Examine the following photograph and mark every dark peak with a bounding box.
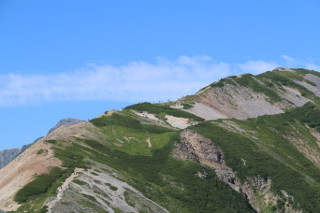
[0,144,32,168]
[47,118,84,135]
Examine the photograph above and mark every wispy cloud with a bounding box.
[0,56,318,107]
[281,55,296,63]
[280,55,320,71]
[238,60,279,74]
[0,56,232,106]
[305,63,320,71]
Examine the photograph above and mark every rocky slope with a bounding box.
[176,68,320,120]
[1,68,320,213]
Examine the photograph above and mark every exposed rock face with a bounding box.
[47,162,169,213]
[180,70,320,121]
[185,81,303,121]
[295,74,320,97]
[172,129,274,212]
[173,129,233,182]
[184,84,288,120]
[0,144,32,168]
[47,118,84,135]
[164,115,191,129]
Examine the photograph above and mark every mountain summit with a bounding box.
[1,68,320,213]
[47,119,84,135]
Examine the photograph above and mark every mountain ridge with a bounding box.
[1,68,320,212]
[0,144,33,169]
[174,67,320,120]
[0,119,84,169]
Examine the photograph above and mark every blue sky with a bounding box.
[0,0,319,149]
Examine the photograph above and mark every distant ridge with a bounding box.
[47,118,84,135]
[0,118,83,169]
[0,144,32,168]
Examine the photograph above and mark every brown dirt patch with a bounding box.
[0,139,61,211]
[145,138,152,148]
[0,121,101,211]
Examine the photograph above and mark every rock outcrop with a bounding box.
[47,118,84,134]
[179,69,320,121]
[47,162,169,213]
[173,129,276,212]
[186,84,286,120]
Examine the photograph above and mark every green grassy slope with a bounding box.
[192,103,320,212]
[12,111,253,213]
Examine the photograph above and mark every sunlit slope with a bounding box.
[2,68,320,213]
[177,68,320,120]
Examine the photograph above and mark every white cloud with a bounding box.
[0,56,234,106]
[280,55,320,71]
[281,55,296,62]
[237,60,279,74]
[1,55,317,107]
[305,63,320,71]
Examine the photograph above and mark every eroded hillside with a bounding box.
[176,68,320,120]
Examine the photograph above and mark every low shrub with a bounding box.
[90,113,172,134]
[14,167,65,203]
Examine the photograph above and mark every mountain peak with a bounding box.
[47,118,84,135]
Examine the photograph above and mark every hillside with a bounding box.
[176,68,320,120]
[1,68,320,213]
[0,119,84,169]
